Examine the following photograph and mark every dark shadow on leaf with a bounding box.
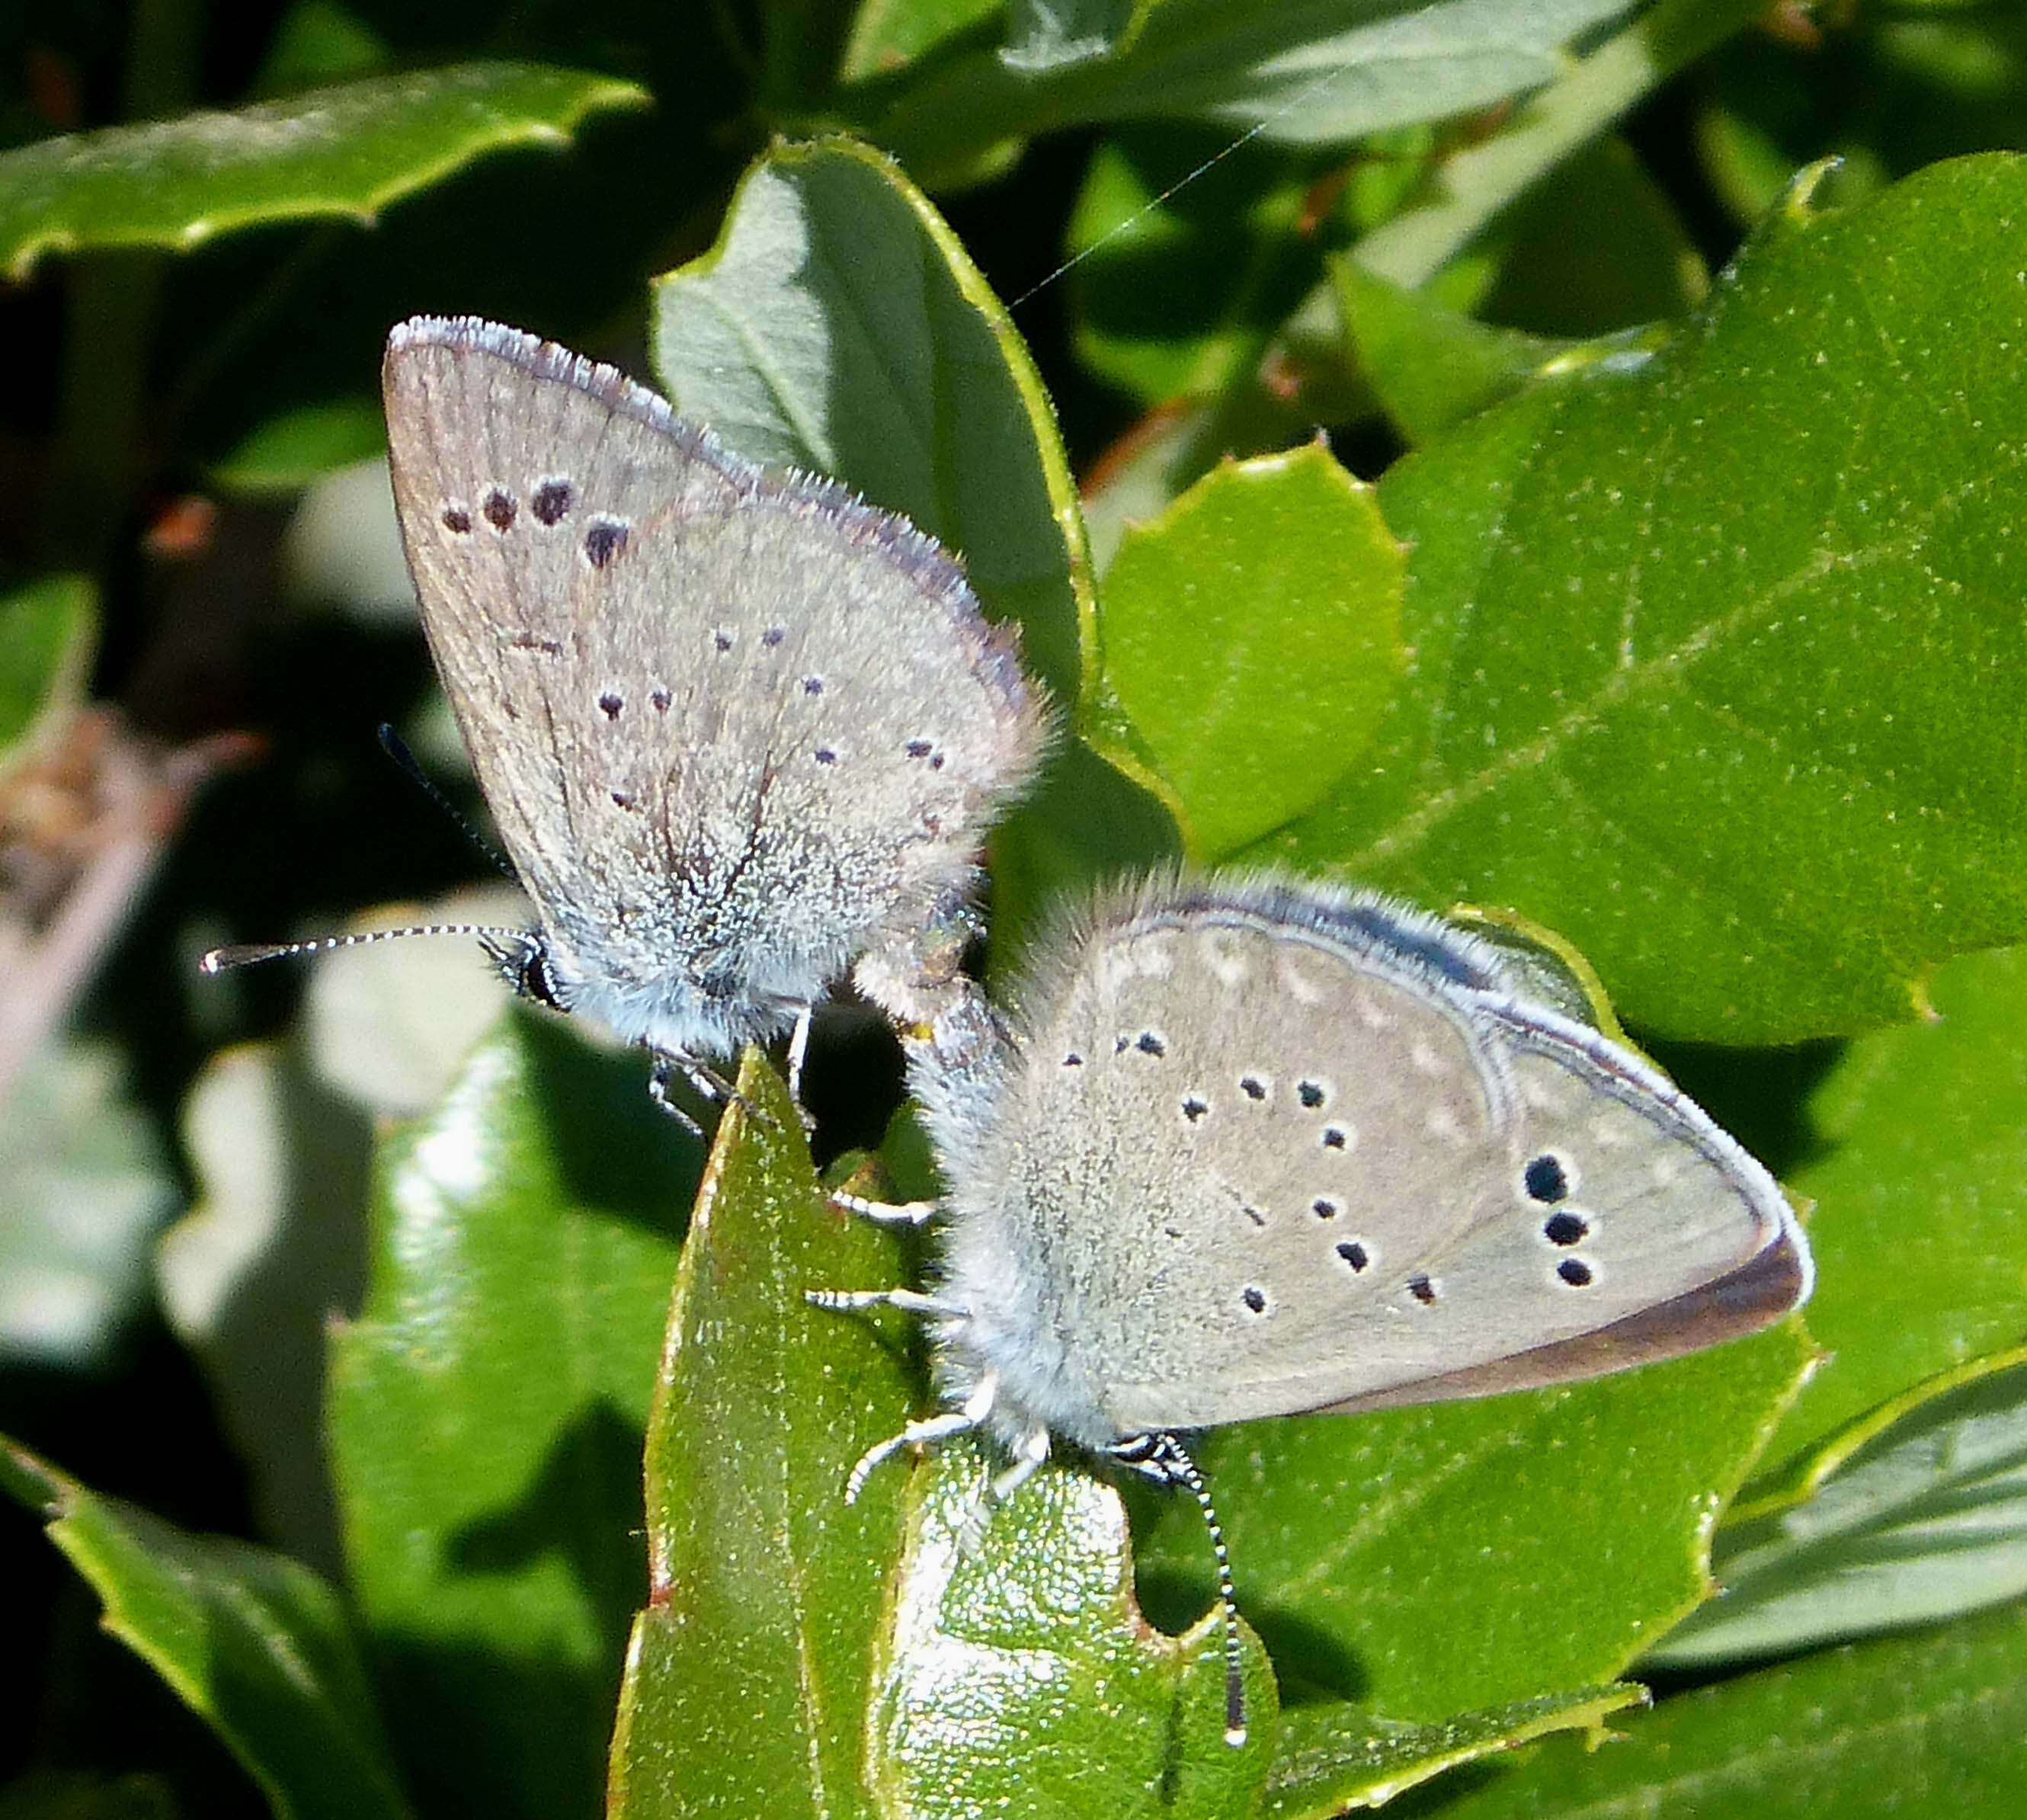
[370,1624,622,1820]
[515,1010,703,1231]
[445,1396,648,1604]
[1383,1755,1513,1815]
[1132,1553,1373,1706]
[372,1398,652,1820]
[1635,1034,1843,1180]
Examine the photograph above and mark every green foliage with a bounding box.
[1417,1601,2027,1820]
[8,4,2027,1818]
[1651,1346,2027,1671]
[610,1056,910,1820]
[325,1017,699,1820]
[0,575,94,769]
[1099,444,1405,860]
[0,64,648,280]
[1274,158,2027,1044]
[0,1439,408,1820]
[1753,944,2027,1482]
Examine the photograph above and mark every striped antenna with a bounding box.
[200,924,530,974]
[375,723,518,883]
[1151,1434,1249,1749]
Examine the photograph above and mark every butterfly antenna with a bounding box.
[376,723,518,883]
[1157,1434,1248,1748]
[200,923,533,975]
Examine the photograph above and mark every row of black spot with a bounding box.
[441,479,630,569]
[580,669,942,774]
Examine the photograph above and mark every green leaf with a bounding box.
[0,575,94,773]
[870,1440,1276,1815]
[1252,155,2027,1043]
[1650,1346,2027,1671]
[1420,1598,2027,1820]
[840,0,1003,83]
[985,735,1183,971]
[650,136,1090,710]
[1336,257,1683,448]
[1461,136,1708,335]
[209,398,385,495]
[1098,444,1406,860]
[1132,1322,1812,1720]
[1353,0,1767,290]
[251,0,392,96]
[1066,127,1359,408]
[1336,258,1584,444]
[1751,944,2027,1486]
[607,1054,911,1820]
[0,1437,411,1820]
[0,62,649,280]
[1263,1684,1642,1820]
[326,1014,699,1820]
[853,1,1640,182]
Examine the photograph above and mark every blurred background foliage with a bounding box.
[4,2,2027,1816]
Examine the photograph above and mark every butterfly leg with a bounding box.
[958,1424,1049,1555]
[837,1371,998,1503]
[831,1190,943,1226]
[649,1050,777,1133]
[645,1057,706,1137]
[784,1002,815,1104]
[805,1286,966,1319]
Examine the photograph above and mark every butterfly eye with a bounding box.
[517,946,564,1010]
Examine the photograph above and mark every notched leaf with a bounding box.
[0,62,648,279]
[1264,153,2027,1043]
[1651,1344,2027,1670]
[872,1440,1275,1818]
[1263,1681,1644,1819]
[1098,442,1407,863]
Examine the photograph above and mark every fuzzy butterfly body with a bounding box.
[381,316,1049,1068]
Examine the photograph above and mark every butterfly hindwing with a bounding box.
[936,878,1804,1439]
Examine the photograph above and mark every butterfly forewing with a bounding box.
[383,317,1047,1037]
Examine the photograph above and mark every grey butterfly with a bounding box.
[205,316,1049,1104]
[814,870,1812,1743]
